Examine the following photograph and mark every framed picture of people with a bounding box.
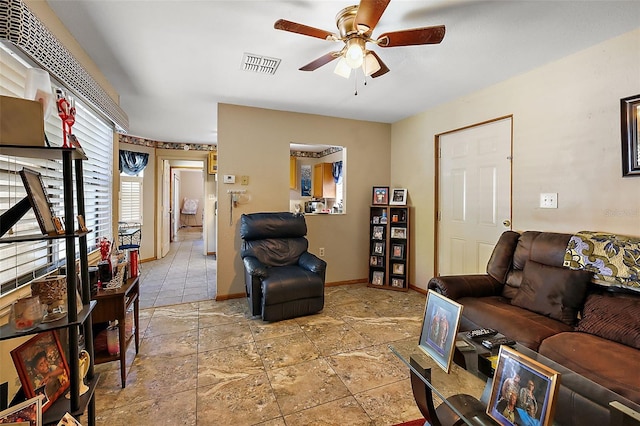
[487,345,560,426]
[418,290,463,373]
[10,331,70,412]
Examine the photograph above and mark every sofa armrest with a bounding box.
[243,256,269,279]
[299,252,327,278]
[428,274,503,300]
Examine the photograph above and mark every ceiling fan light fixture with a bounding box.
[344,40,365,68]
[334,57,351,78]
[362,52,381,76]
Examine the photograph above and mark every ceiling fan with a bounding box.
[274,0,445,79]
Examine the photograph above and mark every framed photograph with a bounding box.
[372,226,384,240]
[11,331,70,412]
[390,227,407,239]
[418,290,464,373]
[208,150,217,175]
[19,168,57,236]
[390,188,408,205]
[391,243,404,259]
[391,278,404,288]
[0,395,42,426]
[371,271,384,285]
[300,164,311,197]
[76,215,88,232]
[370,255,378,266]
[392,263,405,275]
[487,345,560,426]
[621,94,640,177]
[372,186,389,205]
[52,217,64,235]
[372,241,385,255]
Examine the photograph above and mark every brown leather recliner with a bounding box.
[240,212,326,322]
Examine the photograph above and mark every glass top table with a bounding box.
[390,334,640,426]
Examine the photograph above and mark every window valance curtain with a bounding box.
[332,161,343,184]
[119,150,149,176]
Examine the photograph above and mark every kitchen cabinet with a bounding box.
[290,156,297,189]
[312,162,335,198]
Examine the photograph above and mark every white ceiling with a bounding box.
[45,0,640,145]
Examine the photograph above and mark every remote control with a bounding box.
[466,328,498,339]
[482,336,516,349]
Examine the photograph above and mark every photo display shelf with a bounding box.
[0,146,98,426]
[368,206,409,291]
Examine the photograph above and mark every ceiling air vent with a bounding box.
[241,53,281,75]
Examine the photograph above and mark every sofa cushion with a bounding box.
[511,260,590,325]
[576,292,640,349]
[539,332,640,405]
[458,296,572,350]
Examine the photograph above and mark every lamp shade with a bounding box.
[25,68,54,120]
[362,52,381,76]
[344,43,364,69]
[334,57,351,79]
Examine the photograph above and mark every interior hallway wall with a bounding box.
[178,169,204,226]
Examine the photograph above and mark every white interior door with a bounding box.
[437,117,512,275]
[161,159,171,257]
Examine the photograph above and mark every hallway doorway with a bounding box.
[138,226,217,309]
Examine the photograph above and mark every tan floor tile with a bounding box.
[255,332,321,370]
[267,358,350,415]
[112,354,198,407]
[301,321,370,356]
[138,329,198,358]
[97,388,197,426]
[354,379,423,426]
[283,396,374,426]
[196,372,281,425]
[250,317,303,341]
[197,321,254,352]
[197,342,263,388]
[327,344,408,394]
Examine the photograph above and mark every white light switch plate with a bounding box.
[540,193,558,209]
[223,175,235,184]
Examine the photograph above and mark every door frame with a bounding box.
[434,115,513,277]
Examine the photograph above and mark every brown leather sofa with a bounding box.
[428,231,640,413]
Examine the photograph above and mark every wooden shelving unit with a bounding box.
[368,205,409,291]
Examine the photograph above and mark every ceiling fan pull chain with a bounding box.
[354,72,358,96]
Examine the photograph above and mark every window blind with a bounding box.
[0,46,113,295]
[119,177,143,224]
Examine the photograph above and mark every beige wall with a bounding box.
[392,28,640,291]
[217,104,390,298]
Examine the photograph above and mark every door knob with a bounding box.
[503,220,511,227]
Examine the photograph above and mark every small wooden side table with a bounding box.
[92,276,140,388]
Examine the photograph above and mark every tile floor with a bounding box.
[137,226,217,309]
[91,229,485,425]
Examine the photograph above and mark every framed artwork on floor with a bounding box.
[487,345,560,426]
[418,290,463,373]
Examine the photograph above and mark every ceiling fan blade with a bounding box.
[354,0,391,33]
[368,51,390,78]
[377,25,446,47]
[299,51,340,71]
[274,19,336,41]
